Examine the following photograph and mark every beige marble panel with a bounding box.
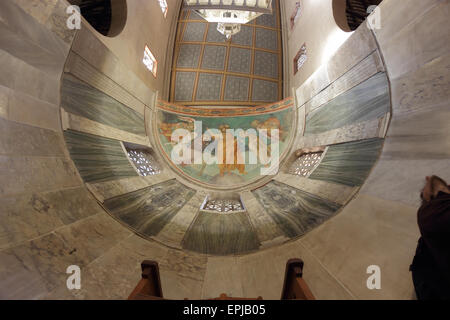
[306,51,385,114]
[54,213,132,264]
[47,231,191,298]
[360,32,450,207]
[382,106,450,160]
[40,186,104,225]
[0,20,64,77]
[295,26,378,109]
[0,155,82,197]
[0,0,70,59]
[86,176,152,203]
[62,111,151,146]
[44,0,78,45]
[275,173,358,206]
[0,241,52,299]
[237,240,354,300]
[145,106,155,145]
[0,186,102,250]
[64,52,147,115]
[12,0,76,45]
[86,172,174,203]
[44,283,77,300]
[326,25,378,84]
[360,158,450,208]
[86,171,176,203]
[0,232,93,299]
[374,0,441,46]
[62,234,176,300]
[117,234,170,261]
[202,257,244,299]
[390,53,450,117]
[158,248,207,282]
[296,64,330,108]
[300,194,419,299]
[156,191,207,248]
[291,104,306,150]
[55,234,167,300]
[66,242,140,299]
[71,26,155,108]
[296,116,389,149]
[143,171,178,186]
[0,49,60,104]
[159,270,204,300]
[374,0,450,80]
[0,85,60,131]
[1,231,166,300]
[240,191,287,244]
[0,193,63,251]
[12,0,59,26]
[0,117,65,157]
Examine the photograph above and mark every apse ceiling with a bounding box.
[170,0,282,107]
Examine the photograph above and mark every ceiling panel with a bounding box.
[170,0,283,107]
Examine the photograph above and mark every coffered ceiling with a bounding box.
[170,0,283,107]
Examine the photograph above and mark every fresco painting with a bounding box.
[156,101,295,187]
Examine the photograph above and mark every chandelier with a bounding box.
[184,0,273,39]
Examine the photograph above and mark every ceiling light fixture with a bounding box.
[184,0,273,39]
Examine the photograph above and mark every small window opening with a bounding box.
[289,151,323,177]
[293,43,307,75]
[123,142,161,177]
[158,0,168,18]
[201,195,245,214]
[143,45,158,77]
[290,2,301,30]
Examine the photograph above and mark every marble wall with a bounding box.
[182,210,261,255]
[304,72,389,135]
[252,181,342,238]
[104,179,196,238]
[61,74,146,136]
[309,138,384,187]
[64,130,138,183]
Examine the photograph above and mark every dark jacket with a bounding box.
[410,191,450,299]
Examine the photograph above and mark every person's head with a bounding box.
[421,175,450,202]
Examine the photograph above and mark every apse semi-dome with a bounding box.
[155,99,295,189]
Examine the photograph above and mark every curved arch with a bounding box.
[333,0,383,31]
[108,0,128,37]
[68,0,127,37]
[332,0,352,32]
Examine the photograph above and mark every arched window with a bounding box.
[290,1,301,30]
[293,43,307,75]
[68,0,127,37]
[333,0,382,32]
[158,0,168,18]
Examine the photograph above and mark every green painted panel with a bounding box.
[305,72,390,135]
[182,210,260,255]
[64,130,138,183]
[252,180,341,238]
[309,138,384,187]
[61,73,146,136]
[104,179,196,237]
